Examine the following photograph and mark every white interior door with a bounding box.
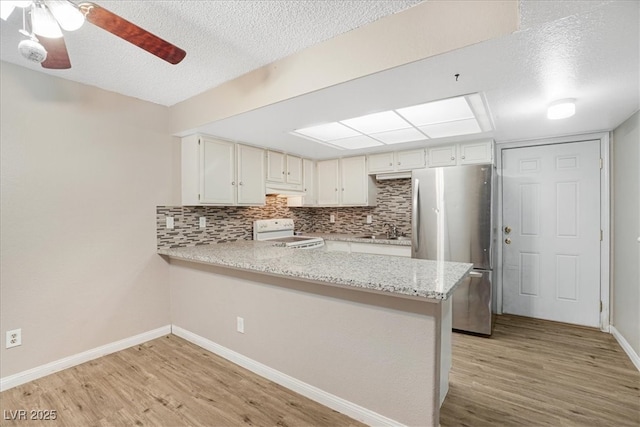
[502,140,601,327]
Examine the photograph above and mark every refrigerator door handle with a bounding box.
[412,178,420,253]
[468,271,483,278]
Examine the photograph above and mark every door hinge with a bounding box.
[600,229,603,241]
[198,138,201,146]
[198,193,201,201]
[599,158,603,169]
[600,301,603,312]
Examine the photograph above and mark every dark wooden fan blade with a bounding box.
[39,36,71,69]
[78,2,186,65]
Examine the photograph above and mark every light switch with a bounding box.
[166,216,174,229]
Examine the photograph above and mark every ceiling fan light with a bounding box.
[1,3,16,20]
[18,38,47,63]
[46,0,84,31]
[32,4,63,38]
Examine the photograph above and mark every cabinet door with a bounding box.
[396,149,426,170]
[340,156,368,205]
[302,158,316,206]
[201,138,235,204]
[316,159,339,205]
[286,155,303,185]
[367,152,395,173]
[428,145,457,167]
[237,145,265,205]
[266,151,285,182]
[460,141,493,164]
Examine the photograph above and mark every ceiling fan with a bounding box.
[1,0,186,69]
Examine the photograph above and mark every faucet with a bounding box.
[383,222,398,239]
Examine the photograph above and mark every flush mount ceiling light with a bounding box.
[291,93,492,150]
[547,99,576,120]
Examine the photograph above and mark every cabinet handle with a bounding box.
[342,188,345,191]
[239,182,243,186]
[389,162,393,166]
[232,181,236,185]
[451,157,455,161]
[462,155,466,160]
[397,162,401,165]
[287,172,290,175]
[335,188,338,191]
[282,171,285,174]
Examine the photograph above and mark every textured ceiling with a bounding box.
[1,0,638,159]
[0,0,422,106]
[198,0,640,158]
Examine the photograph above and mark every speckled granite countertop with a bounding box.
[158,241,472,301]
[304,233,412,246]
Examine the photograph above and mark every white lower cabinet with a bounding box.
[182,135,265,206]
[324,240,411,257]
[317,156,376,206]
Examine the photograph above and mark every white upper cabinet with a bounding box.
[266,151,303,190]
[317,156,376,206]
[459,140,493,164]
[368,149,426,173]
[286,155,303,185]
[181,135,265,206]
[266,151,285,182]
[396,149,427,170]
[428,145,457,167]
[341,156,368,205]
[236,144,266,205]
[316,159,340,205]
[367,152,395,173]
[302,158,316,206]
[428,140,493,167]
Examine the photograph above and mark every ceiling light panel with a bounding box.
[294,122,360,142]
[340,111,411,134]
[397,96,474,127]
[371,127,427,144]
[419,118,481,138]
[328,135,382,149]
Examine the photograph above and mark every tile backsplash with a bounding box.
[157,179,411,249]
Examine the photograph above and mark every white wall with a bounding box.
[0,61,179,377]
[612,111,640,357]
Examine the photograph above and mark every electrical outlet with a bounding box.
[330,214,335,223]
[199,217,206,228]
[6,329,21,349]
[166,216,175,229]
[236,317,245,334]
[366,215,373,224]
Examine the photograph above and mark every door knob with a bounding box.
[505,238,511,244]
[504,226,512,234]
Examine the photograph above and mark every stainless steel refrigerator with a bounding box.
[412,164,493,335]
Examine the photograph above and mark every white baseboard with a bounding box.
[0,325,171,392]
[610,326,640,372]
[171,325,404,427]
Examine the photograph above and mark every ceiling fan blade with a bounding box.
[78,2,186,65]
[39,36,71,69]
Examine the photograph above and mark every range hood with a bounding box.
[265,186,307,197]
[375,171,412,181]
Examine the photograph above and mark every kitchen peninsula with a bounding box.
[160,241,472,426]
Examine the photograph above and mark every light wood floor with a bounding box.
[1,316,638,426]
[441,314,640,426]
[0,335,364,427]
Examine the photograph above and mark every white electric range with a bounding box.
[253,219,324,249]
